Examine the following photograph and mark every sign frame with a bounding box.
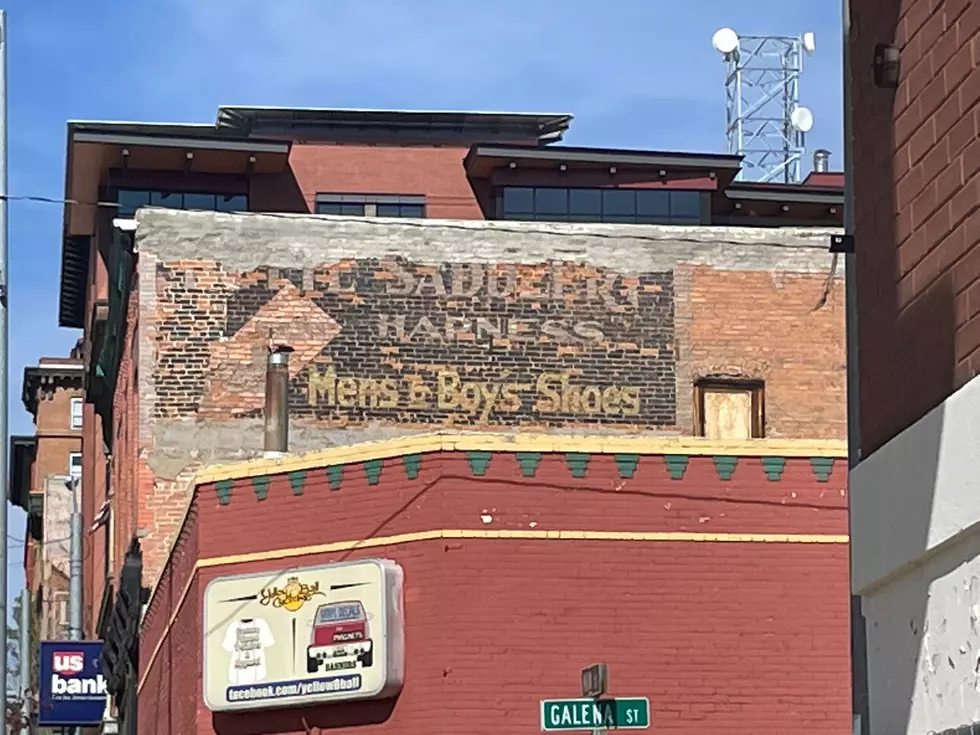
[539,696,651,732]
[201,557,404,713]
[36,640,108,727]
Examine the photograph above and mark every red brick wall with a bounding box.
[251,144,483,218]
[853,0,980,454]
[139,451,850,735]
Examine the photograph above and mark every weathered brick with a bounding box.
[114,211,844,588]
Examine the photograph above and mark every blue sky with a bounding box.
[3,0,843,620]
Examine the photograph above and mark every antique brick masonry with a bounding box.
[138,437,851,735]
[126,210,844,585]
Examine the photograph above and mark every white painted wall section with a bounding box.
[851,373,980,594]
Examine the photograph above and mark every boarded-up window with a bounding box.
[694,380,765,439]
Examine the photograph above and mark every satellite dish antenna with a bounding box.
[790,105,814,132]
[802,32,816,54]
[712,27,739,55]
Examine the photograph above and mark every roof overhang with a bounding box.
[59,122,291,328]
[22,361,84,416]
[464,144,744,186]
[8,435,36,512]
[725,183,844,206]
[216,105,573,145]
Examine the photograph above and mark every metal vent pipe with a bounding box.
[263,345,294,457]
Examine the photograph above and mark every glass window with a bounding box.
[376,203,426,218]
[534,188,569,219]
[117,189,247,216]
[183,192,218,211]
[569,189,602,222]
[502,187,535,216]
[68,452,82,483]
[602,189,636,222]
[70,398,83,430]
[117,189,150,218]
[150,191,183,208]
[670,191,702,220]
[636,190,670,221]
[496,186,706,225]
[217,194,248,212]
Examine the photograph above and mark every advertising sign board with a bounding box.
[37,640,108,727]
[202,558,404,712]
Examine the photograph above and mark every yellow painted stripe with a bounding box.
[195,430,847,483]
[136,525,847,694]
[197,527,849,568]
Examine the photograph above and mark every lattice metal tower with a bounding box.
[713,29,816,183]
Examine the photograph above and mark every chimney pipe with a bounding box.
[264,345,294,458]
[813,148,831,173]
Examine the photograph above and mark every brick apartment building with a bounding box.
[847,0,980,733]
[53,106,849,732]
[8,351,84,650]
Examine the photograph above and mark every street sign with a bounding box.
[540,697,650,731]
[581,663,608,698]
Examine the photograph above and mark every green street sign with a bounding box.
[540,697,650,731]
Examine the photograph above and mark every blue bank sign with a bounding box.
[37,640,108,727]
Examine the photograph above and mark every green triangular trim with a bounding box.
[515,452,542,477]
[663,455,689,480]
[402,454,422,480]
[466,451,492,476]
[760,457,786,481]
[564,452,590,478]
[288,469,307,495]
[713,456,738,481]
[363,459,383,485]
[215,479,233,506]
[326,465,343,490]
[251,475,270,501]
[614,453,640,478]
[810,457,835,482]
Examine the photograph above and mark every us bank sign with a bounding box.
[202,558,405,712]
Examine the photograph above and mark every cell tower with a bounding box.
[712,28,817,183]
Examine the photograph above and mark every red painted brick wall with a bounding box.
[139,452,850,734]
[853,0,980,454]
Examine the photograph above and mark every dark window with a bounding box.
[183,192,218,211]
[568,189,601,221]
[116,190,150,218]
[601,190,636,222]
[115,189,247,217]
[496,186,706,225]
[501,187,535,218]
[315,194,426,218]
[217,194,248,212]
[315,201,366,216]
[376,203,426,218]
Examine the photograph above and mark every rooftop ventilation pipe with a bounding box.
[263,344,294,458]
[813,149,831,173]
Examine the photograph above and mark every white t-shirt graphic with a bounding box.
[223,618,275,685]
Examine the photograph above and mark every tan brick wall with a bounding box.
[677,265,845,440]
